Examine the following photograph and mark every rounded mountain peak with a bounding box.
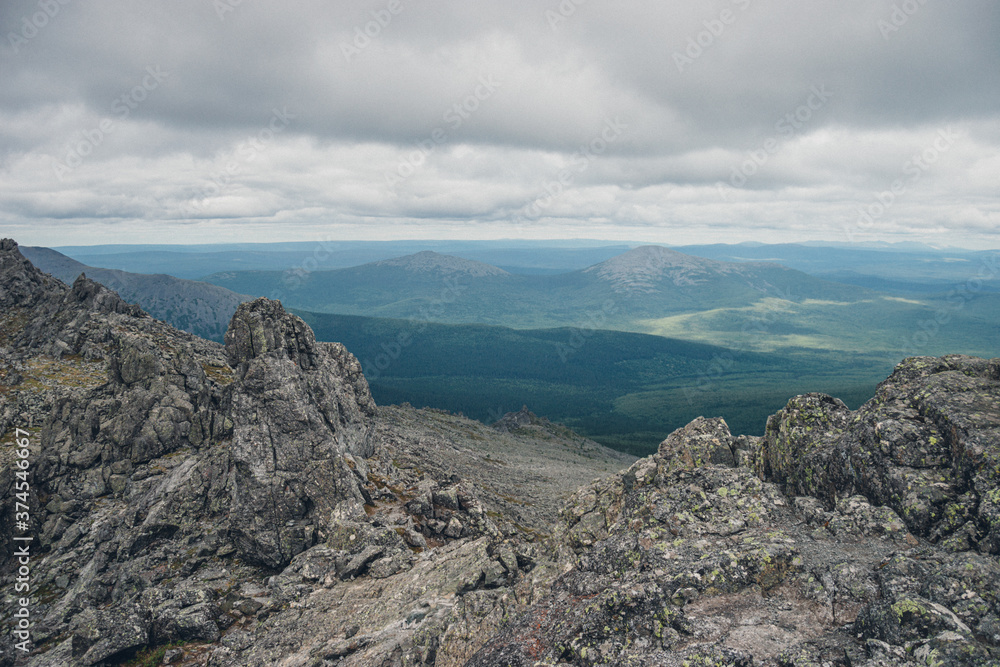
[374,251,509,277]
[584,245,725,291]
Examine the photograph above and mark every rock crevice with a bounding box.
[1,238,998,666]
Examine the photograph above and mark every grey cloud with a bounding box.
[0,0,997,247]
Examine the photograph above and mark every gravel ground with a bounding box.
[374,404,636,537]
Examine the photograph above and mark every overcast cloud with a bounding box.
[1,0,998,247]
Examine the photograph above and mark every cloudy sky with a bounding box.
[2,0,998,248]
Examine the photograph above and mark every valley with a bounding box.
[2,237,998,666]
[296,310,889,455]
[44,240,999,455]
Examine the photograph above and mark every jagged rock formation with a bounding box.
[755,363,1000,558]
[0,239,627,666]
[223,297,378,569]
[1,237,998,666]
[19,245,252,342]
[491,405,551,433]
[471,399,1000,665]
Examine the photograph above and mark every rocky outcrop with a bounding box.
[471,359,1000,665]
[21,244,252,342]
[1,238,998,666]
[0,238,62,311]
[224,298,377,569]
[759,356,1000,555]
[1,238,145,360]
[0,239,625,666]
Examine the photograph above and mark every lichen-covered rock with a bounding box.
[2,239,999,666]
[754,392,851,498]
[759,356,1000,556]
[657,415,737,469]
[474,418,904,665]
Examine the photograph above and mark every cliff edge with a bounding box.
[0,238,998,666]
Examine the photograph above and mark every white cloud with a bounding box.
[1,0,998,248]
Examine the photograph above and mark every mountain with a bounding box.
[2,237,999,665]
[372,250,510,277]
[54,241,632,278]
[20,245,252,341]
[584,245,742,291]
[203,245,874,328]
[581,245,868,302]
[675,242,1000,294]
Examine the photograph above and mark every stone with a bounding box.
[3,239,1000,666]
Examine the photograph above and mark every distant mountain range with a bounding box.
[13,241,998,451]
[21,243,1000,360]
[53,240,633,279]
[20,246,250,341]
[54,240,1000,295]
[202,245,874,329]
[674,243,1000,293]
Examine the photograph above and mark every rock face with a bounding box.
[224,298,377,569]
[1,237,999,666]
[470,361,1000,666]
[760,357,1000,555]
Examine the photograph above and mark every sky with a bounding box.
[1,0,998,248]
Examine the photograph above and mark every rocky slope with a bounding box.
[1,237,998,666]
[19,246,251,342]
[471,372,1000,665]
[0,238,628,666]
